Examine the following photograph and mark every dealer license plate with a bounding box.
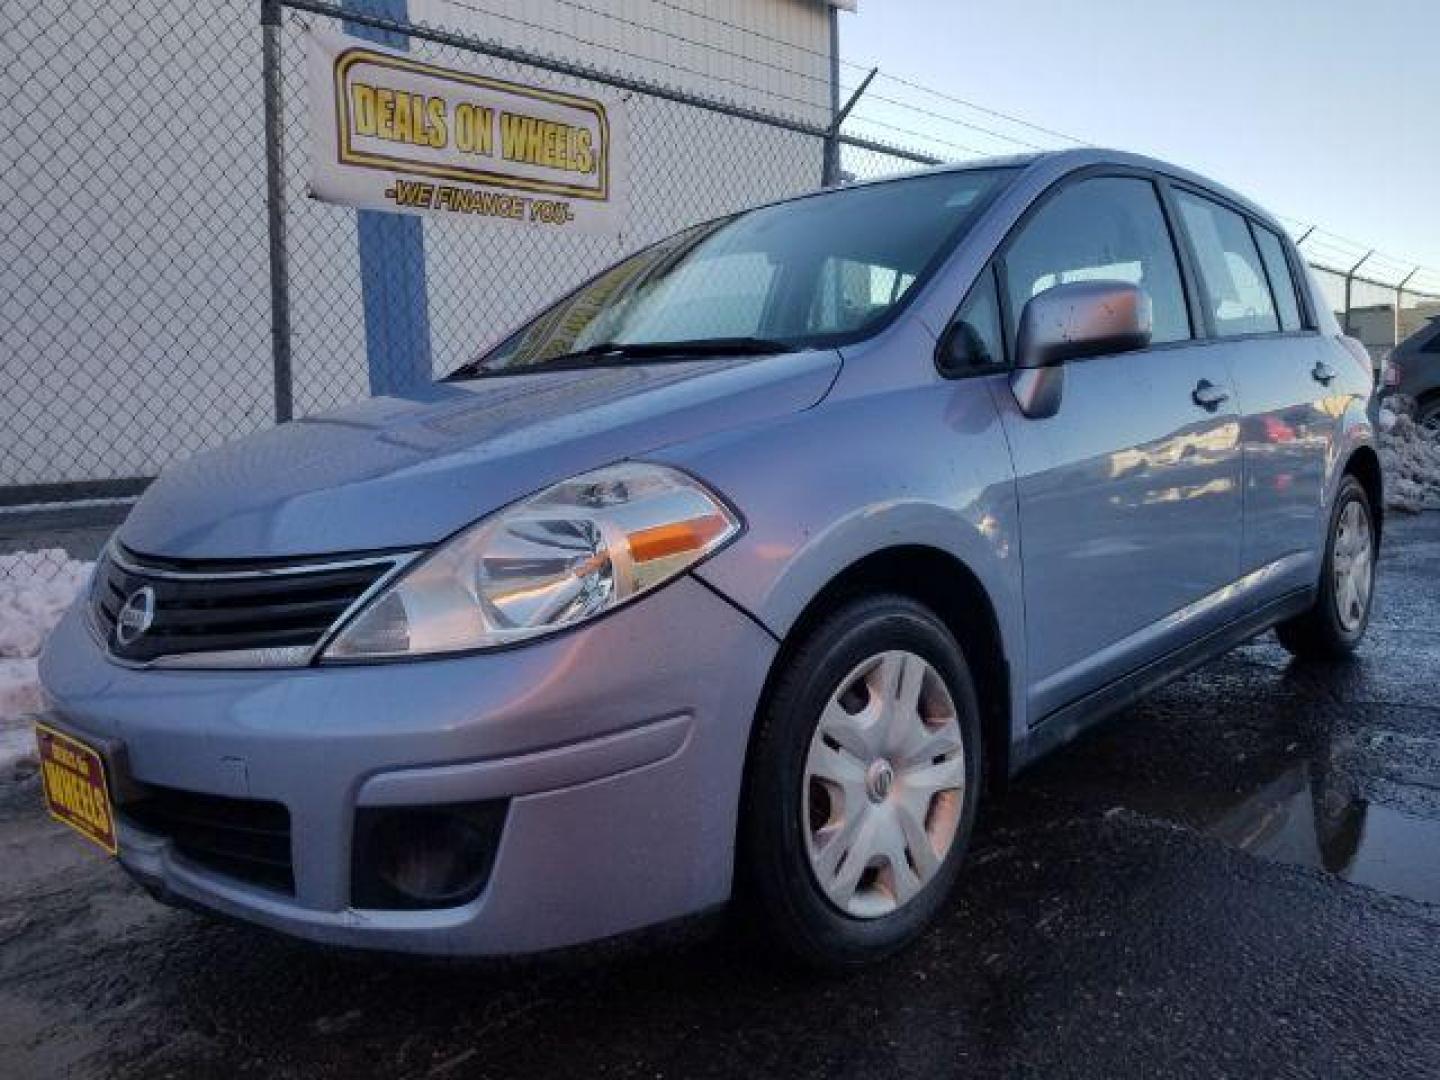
[36,722,118,855]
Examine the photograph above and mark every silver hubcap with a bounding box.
[1333,499,1374,633]
[802,650,965,919]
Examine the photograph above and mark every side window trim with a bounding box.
[992,261,1015,368]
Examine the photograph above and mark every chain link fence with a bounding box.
[273,1,841,419]
[4,0,1434,585]
[2,0,840,514]
[4,1,275,501]
[1301,259,1440,373]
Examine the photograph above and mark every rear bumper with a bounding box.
[38,575,777,956]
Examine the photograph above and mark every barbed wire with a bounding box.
[848,89,1052,153]
[867,70,1092,148]
[844,112,991,159]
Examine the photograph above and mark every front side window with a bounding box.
[1001,176,1192,346]
[1175,191,1280,337]
[459,169,1016,376]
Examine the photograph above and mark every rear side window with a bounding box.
[1175,191,1280,336]
[1002,176,1191,345]
[1252,226,1303,332]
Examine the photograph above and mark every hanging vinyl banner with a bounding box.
[307,29,629,235]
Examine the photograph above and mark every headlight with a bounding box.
[321,463,739,661]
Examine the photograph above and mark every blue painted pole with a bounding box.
[342,0,432,395]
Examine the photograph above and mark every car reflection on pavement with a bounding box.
[1208,734,1440,904]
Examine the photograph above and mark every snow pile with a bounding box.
[1,550,92,775]
[1379,412,1440,514]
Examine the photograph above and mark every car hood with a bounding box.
[121,351,840,559]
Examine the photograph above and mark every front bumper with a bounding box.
[38,575,776,956]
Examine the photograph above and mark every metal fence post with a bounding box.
[823,68,877,187]
[261,0,294,423]
[822,4,840,186]
[1342,249,1374,338]
[1396,267,1420,345]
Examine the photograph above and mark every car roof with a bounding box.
[845,148,1289,235]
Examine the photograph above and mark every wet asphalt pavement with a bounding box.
[3,513,1440,1079]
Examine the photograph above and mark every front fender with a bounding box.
[655,377,1025,730]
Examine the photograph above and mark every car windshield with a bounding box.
[453,168,1016,377]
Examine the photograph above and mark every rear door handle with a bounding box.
[1312,361,1337,385]
[1192,379,1229,412]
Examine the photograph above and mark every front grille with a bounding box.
[92,546,402,665]
[121,785,294,895]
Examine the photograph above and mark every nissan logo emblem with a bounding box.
[114,586,156,646]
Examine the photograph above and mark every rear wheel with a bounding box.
[740,595,982,971]
[1276,475,1376,659]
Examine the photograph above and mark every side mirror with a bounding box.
[1010,281,1153,420]
[1016,280,1153,370]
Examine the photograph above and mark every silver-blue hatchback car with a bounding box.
[39,150,1380,969]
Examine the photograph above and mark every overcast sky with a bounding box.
[840,0,1438,280]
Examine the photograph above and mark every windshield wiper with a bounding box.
[448,337,793,380]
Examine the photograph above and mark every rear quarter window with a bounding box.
[1252,226,1304,332]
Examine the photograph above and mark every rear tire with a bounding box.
[739,595,982,972]
[1276,474,1376,659]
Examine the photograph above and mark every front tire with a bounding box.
[1276,474,1377,659]
[740,595,982,971]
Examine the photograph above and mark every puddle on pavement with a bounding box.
[1208,760,1440,905]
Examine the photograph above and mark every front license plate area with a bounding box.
[36,722,118,855]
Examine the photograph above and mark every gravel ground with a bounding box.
[1,513,1438,1079]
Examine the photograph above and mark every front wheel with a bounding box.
[1276,474,1377,659]
[739,595,982,971]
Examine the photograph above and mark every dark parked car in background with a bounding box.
[1383,316,1440,431]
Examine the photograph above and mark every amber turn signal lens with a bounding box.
[627,513,733,564]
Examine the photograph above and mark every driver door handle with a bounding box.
[1312,361,1337,385]
[1192,379,1229,412]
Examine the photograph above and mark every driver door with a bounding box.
[990,173,1244,722]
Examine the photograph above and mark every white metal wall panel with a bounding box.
[415,0,831,124]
